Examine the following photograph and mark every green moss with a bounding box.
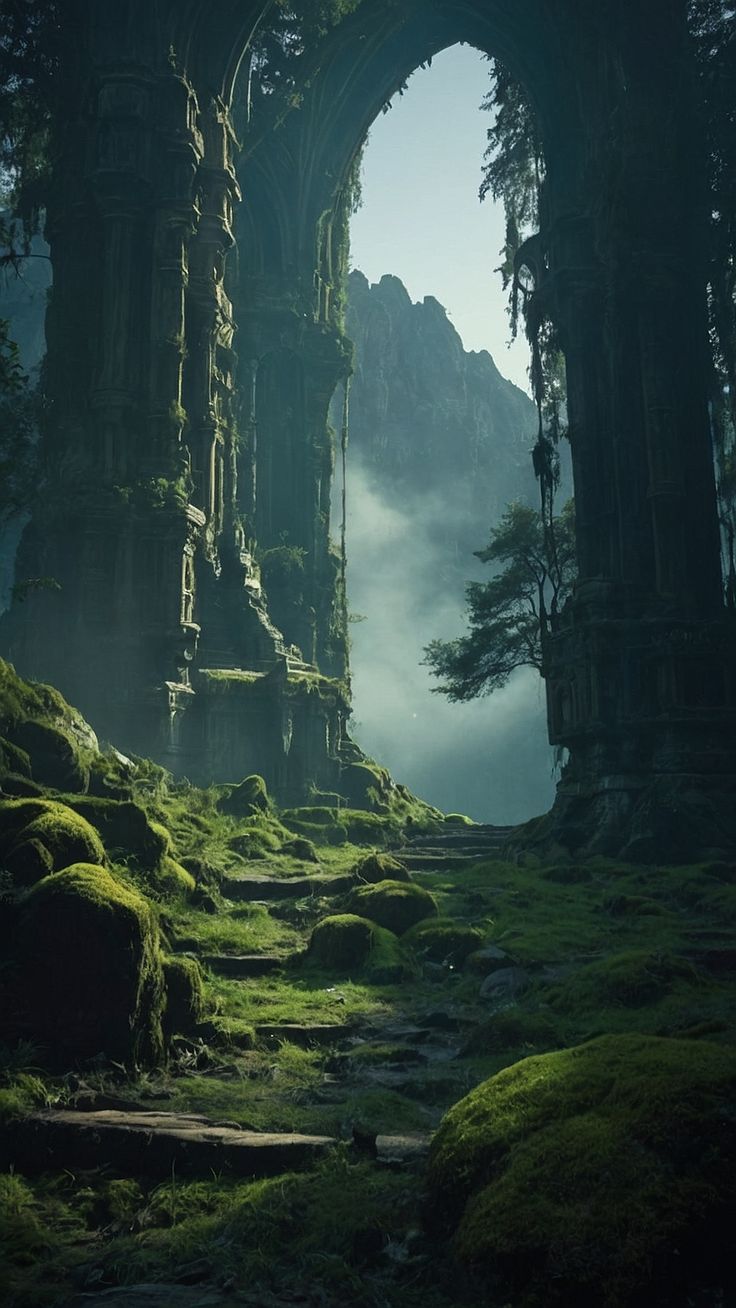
[404,917,484,965]
[14,863,164,1066]
[282,806,342,826]
[345,879,438,935]
[307,914,413,982]
[427,1034,736,1306]
[0,736,31,778]
[462,1010,560,1055]
[218,775,270,818]
[162,956,206,1038]
[8,719,90,792]
[1,800,106,883]
[352,851,410,883]
[338,761,391,809]
[548,949,701,1012]
[158,855,196,896]
[62,796,170,867]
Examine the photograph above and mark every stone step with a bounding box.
[222,872,355,901]
[256,1022,355,1047]
[200,953,285,978]
[2,1110,335,1180]
[394,852,485,871]
[403,833,510,850]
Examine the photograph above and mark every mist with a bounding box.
[344,457,558,823]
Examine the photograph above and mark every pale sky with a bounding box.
[349,42,532,394]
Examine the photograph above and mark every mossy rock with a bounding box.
[461,1010,560,1055]
[62,797,171,869]
[0,737,31,779]
[352,851,410,884]
[340,810,396,845]
[338,761,390,810]
[13,863,164,1065]
[282,806,340,827]
[426,1034,736,1306]
[548,949,700,1013]
[404,917,484,965]
[280,815,349,846]
[218,775,270,818]
[1,800,106,884]
[157,856,196,896]
[444,813,475,826]
[228,825,282,858]
[307,914,412,982]
[162,956,206,1038]
[345,879,438,936]
[7,719,89,792]
[281,837,319,862]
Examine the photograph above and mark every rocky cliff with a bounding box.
[344,269,538,554]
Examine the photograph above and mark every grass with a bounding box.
[3,659,736,1306]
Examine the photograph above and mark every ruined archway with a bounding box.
[3,0,735,851]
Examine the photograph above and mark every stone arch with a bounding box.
[3,0,735,843]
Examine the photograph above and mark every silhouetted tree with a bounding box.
[423,500,576,702]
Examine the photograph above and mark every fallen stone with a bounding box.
[1,1110,334,1179]
[256,1022,354,1048]
[65,1285,229,1308]
[479,966,530,1001]
[222,873,355,901]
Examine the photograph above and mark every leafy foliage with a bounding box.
[423,500,575,701]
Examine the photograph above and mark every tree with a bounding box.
[422,500,576,703]
[0,315,41,528]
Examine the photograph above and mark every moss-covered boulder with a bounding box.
[1,800,106,885]
[404,917,484,966]
[162,956,206,1038]
[14,863,164,1065]
[352,851,410,884]
[461,1010,560,1056]
[307,914,412,982]
[7,719,90,792]
[218,774,270,818]
[345,879,437,935]
[158,856,196,896]
[426,1033,736,1306]
[547,949,701,1013]
[62,797,169,868]
[338,761,390,810]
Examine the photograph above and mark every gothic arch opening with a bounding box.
[337,44,558,822]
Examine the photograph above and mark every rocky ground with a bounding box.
[1,659,736,1308]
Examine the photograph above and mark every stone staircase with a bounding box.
[390,824,515,873]
[2,821,512,1189]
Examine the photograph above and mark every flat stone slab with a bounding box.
[222,873,355,901]
[256,1022,355,1047]
[397,853,484,871]
[201,953,285,977]
[376,1132,432,1164]
[66,1288,231,1308]
[1,1110,334,1179]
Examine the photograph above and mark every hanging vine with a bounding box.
[479,58,568,627]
